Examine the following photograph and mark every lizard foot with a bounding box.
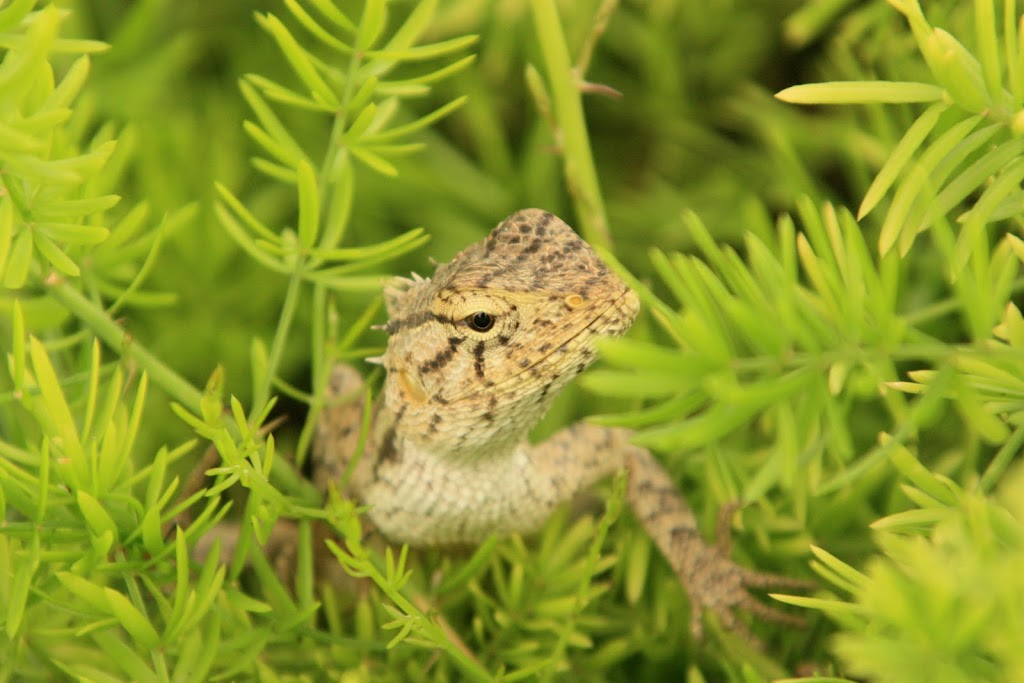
[682,502,813,647]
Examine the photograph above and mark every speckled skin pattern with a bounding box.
[314,209,805,640]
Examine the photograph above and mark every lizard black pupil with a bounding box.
[469,312,494,331]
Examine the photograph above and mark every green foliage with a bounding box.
[2,0,1024,681]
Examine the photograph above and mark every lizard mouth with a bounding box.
[592,284,641,338]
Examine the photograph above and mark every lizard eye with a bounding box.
[466,311,495,332]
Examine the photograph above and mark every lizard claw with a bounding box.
[682,504,813,647]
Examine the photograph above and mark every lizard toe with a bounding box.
[740,566,816,591]
[738,592,806,628]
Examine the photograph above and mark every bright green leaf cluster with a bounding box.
[586,203,909,487]
[0,302,247,680]
[0,3,113,286]
[778,0,1024,263]
[0,0,184,342]
[892,299,1024,492]
[779,452,1024,683]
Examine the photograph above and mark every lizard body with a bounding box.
[314,209,804,640]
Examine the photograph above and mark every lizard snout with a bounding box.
[597,286,640,338]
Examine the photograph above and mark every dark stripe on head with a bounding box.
[385,310,456,335]
[473,341,486,379]
[418,336,464,374]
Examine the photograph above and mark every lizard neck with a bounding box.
[377,378,558,462]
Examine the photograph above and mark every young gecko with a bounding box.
[313,208,805,642]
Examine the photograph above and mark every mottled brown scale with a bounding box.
[310,209,810,647]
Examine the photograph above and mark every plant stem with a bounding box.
[252,269,303,420]
[47,278,204,413]
[529,0,611,249]
[574,0,619,77]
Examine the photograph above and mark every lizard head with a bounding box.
[380,209,639,456]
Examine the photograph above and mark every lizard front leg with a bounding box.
[313,363,369,494]
[532,422,808,643]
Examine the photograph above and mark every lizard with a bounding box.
[312,208,807,642]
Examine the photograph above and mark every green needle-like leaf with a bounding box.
[973,0,1003,103]
[861,102,946,223]
[104,588,161,649]
[361,96,468,144]
[355,0,388,52]
[930,27,990,112]
[0,0,34,33]
[367,35,479,62]
[295,159,320,248]
[0,196,13,274]
[4,535,38,638]
[776,80,944,104]
[304,0,356,33]
[257,13,339,107]
[350,145,398,176]
[29,337,84,462]
[284,0,352,54]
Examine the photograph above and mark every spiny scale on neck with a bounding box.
[376,209,639,460]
